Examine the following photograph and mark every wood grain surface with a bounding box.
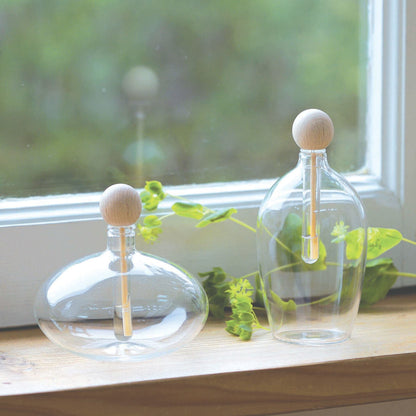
[1,293,416,415]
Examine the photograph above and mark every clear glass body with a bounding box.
[257,150,367,345]
[34,226,208,361]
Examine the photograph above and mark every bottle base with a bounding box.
[274,329,349,345]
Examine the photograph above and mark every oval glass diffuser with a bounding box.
[257,109,367,345]
[34,184,208,361]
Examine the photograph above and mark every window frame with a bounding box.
[0,0,414,328]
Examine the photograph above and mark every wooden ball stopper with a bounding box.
[292,109,334,150]
[100,184,142,226]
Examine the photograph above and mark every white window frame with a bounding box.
[0,0,414,328]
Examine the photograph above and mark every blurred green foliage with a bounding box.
[0,0,366,197]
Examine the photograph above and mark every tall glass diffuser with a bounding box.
[257,109,367,345]
[35,184,208,361]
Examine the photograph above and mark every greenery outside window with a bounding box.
[1,0,365,196]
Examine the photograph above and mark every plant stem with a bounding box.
[262,225,302,262]
[166,193,214,215]
[159,212,176,221]
[251,309,269,331]
[254,320,270,331]
[266,262,302,276]
[326,261,342,267]
[385,271,416,278]
[238,263,302,287]
[167,191,257,233]
[166,193,193,203]
[402,237,416,247]
[238,271,259,280]
[229,216,257,233]
[297,292,338,308]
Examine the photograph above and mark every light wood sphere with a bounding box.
[100,184,142,226]
[292,109,334,150]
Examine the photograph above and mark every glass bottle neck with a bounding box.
[298,149,329,169]
[107,225,136,256]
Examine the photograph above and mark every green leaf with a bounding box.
[367,228,402,260]
[360,258,398,306]
[254,272,266,308]
[140,190,159,211]
[146,180,165,196]
[225,278,256,341]
[331,221,350,243]
[345,228,365,260]
[225,320,237,333]
[199,267,227,283]
[210,303,228,320]
[143,215,161,228]
[276,213,326,271]
[238,328,252,341]
[234,301,251,312]
[238,312,254,322]
[199,267,230,319]
[137,214,163,243]
[339,226,402,261]
[140,181,166,211]
[276,213,302,265]
[171,202,205,220]
[196,208,237,228]
[137,223,162,243]
[270,290,297,312]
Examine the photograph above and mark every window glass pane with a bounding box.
[0,0,367,197]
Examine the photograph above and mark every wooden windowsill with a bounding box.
[1,293,416,416]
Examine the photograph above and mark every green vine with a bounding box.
[136,181,416,340]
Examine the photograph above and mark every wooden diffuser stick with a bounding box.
[292,109,334,264]
[100,183,142,339]
[120,228,133,337]
[310,151,319,260]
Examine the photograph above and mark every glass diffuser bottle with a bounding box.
[257,109,367,345]
[34,184,208,361]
